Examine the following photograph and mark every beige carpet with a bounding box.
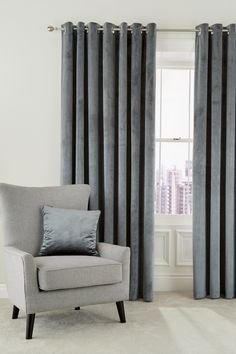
[1,292,236,354]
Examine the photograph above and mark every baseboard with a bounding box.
[154,275,193,292]
[0,284,8,298]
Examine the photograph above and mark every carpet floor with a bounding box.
[0,292,236,354]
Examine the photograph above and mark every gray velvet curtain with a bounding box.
[61,22,156,301]
[193,23,236,299]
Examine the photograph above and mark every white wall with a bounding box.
[0,0,235,288]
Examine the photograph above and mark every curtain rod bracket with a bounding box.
[47,25,64,32]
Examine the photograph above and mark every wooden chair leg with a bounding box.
[116,301,126,323]
[12,305,19,319]
[26,314,35,340]
[75,307,80,310]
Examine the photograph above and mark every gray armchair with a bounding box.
[0,184,130,339]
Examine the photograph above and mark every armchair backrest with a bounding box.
[0,184,90,256]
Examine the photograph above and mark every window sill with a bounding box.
[155,214,192,226]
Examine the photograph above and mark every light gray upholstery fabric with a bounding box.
[39,207,100,256]
[35,255,122,291]
[193,23,236,299]
[4,243,130,314]
[1,184,130,314]
[61,22,156,301]
[4,246,38,312]
[0,183,90,256]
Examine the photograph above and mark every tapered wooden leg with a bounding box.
[75,307,80,310]
[12,305,19,319]
[26,314,35,340]
[116,301,126,323]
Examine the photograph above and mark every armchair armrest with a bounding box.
[97,243,130,293]
[97,242,130,263]
[4,246,39,312]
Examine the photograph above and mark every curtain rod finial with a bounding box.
[47,25,55,32]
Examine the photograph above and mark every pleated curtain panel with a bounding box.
[193,23,236,299]
[61,22,157,301]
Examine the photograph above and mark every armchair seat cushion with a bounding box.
[35,255,122,291]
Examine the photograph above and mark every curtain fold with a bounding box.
[103,22,115,244]
[225,24,236,299]
[193,23,236,299]
[61,22,74,184]
[117,23,128,248]
[61,21,156,301]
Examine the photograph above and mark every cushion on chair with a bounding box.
[35,255,122,291]
[39,206,100,257]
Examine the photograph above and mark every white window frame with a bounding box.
[155,65,194,226]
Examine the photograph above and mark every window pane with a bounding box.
[161,69,190,138]
[189,142,193,176]
[186,142,193,215]
[155,69,161,138]
[190,69,194,138]
[154,142,161,214]
[155,142,192,215]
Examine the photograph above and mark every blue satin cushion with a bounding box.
[39,206,100,256]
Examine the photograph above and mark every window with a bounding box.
[155,68,194,215]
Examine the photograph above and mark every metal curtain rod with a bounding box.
[47,25,230,33]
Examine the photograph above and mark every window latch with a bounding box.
[173,137,181,141]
